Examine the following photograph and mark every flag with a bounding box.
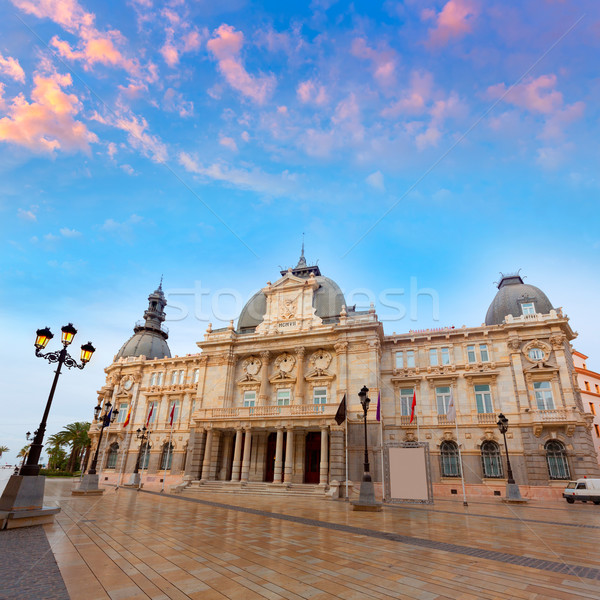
[334,394,346,425]
[169,403,176,427]
[375,391,381,422]
[105,407,113,425]
[446,389,456,422]
[410,390,417,423]
[146,403,154,427]
[123,405,132,427]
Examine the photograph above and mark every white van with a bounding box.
[563,478,600,504]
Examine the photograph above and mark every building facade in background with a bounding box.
[573,351,600,465]
[90,253,600,499]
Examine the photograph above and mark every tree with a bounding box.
[51,422,91,473]
[46,434,68,471]
[0,445,8,460]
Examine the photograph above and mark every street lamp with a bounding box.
[87,401,118,475]
[352,385,382,511]
[134,427,150,475]
[358,386,371,481]
[21,324,95,476]
[496,413,515,484]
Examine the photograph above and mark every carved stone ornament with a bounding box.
[334,341,348,353]
[549,333,566,350]
[242,356,262,377]
[309,349,332,375]
[121,376,134,392]
[279,294,299,320]
[507,337,521,351]
[523,339,552,364]
[274,353,296,374]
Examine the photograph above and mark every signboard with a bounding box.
[384,442,433,504]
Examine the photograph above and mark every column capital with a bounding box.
[334,341,348,353]
[260,350,270,360]
[295,346,306,358]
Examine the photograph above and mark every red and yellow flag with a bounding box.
[123,405,132,428]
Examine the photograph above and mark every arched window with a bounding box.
[140,442,151,470]
[160,442,174,470]
[545,440,570,480]
[481,441,503,478]
[440,441,461,477]
[106,443,119,469]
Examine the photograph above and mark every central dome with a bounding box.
[237,252,346,332]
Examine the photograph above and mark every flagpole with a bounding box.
[139,432,149,491]
[378,391,385,502]
[455,418,468,507]
[161,404,176,493]
[416,394,421,442]
[345,412,348,501]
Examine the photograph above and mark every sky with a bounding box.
[1,0,599,465]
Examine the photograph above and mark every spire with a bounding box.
[296,233,307,268]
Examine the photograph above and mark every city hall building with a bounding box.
[91,251,600,500]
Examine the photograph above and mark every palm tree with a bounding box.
[52,422,91,472]
[0,445,8,460]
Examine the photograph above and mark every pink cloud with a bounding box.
[163,88,193,117]
[0,52,26,83]
[0,69,97,153]
[207,24,275,104]
[219,136,238,152]
[297,80,328,105]
[351,38,397,88]
[424,0,479,47]
[118,81,148,99]
[381,71,434,118]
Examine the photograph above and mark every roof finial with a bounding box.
[296,233,307,268]
[158,274,163,291]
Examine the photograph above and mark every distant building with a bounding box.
[573,350,600,466]
[90,253,600,500]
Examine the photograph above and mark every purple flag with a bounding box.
[376,391,381,422]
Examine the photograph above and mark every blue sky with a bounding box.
[1,0,599,464]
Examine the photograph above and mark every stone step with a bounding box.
[184,481,328,497]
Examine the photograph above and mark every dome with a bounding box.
[237,250,347,332]
[115,281,172,360]
[115,331,171,360]
[485,274,554,326]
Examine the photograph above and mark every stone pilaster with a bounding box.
[274,427,284,483]
[284,428,294,483]
[295,347,305,403]
[201,428,213,482]
[231,428,243,481]
[259,351,270,405]
[240,429,252,482]
[319,427,329,485]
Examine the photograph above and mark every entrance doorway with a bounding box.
[304,432,321,484]
[265,432,286,482]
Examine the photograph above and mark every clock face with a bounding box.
[123,378,133,390]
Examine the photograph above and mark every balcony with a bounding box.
[196,404,337,421]
[477,412,497,424]
[532,409,568,421]
[437,415,455,426]
[398,415,418,426]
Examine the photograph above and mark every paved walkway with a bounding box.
[11,479,600,599]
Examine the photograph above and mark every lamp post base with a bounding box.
[351,476,382,511]
[72,473,105,496]
[0,475,60,529]
[502,482,528,504]
[126,472,141,487]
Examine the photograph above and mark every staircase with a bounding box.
[181,480,330,498]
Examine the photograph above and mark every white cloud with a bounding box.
[219,136,238,152]
[17,207,37,221]
[366,170,385,191]
[59,227,82,237]
[0,52,25,83]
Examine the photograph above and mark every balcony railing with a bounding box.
[437,415,455,425]
[197,404,337,420]
[398,415,418,426]
[477,412,497,424]
[533,409,568,421]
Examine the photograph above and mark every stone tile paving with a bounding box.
[0,525,69,600]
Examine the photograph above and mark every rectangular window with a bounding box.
[277,389,291,406]
[534,381,555,410]
[116,403,128,423]
[147,401,158,424]
[170,371,177,385]
[406,350,415,368]
[166,400,180,424]
[521,302,535,315]
[429,348,439,366]
[400,389,414,416]
[178,371,185,385]
[193,369,200,383]
[157,373,164,385]
[590,403,596,416]
[467,346,476,364]
[441,347,450,365]
[395,352,403,369]
[313,388,327,404]
[190,399,196,418]
[436,386,451,415]
[150,373,157,386]
[479,344,489,362]
[243,391,256,407]
[595,424,600,438]
[474,384,493,413]
[596,384,600,394]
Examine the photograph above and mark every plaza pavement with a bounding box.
[3,478,600,599]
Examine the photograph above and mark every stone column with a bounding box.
[284,428,294,484]
[295,347,305,404]
[319,427,329,485]
[219,433,233,481]
[273,427,284,483]
[231,428,243,481]
[240,429,252,482]
[201,428,213,482]
[259,351,270,405]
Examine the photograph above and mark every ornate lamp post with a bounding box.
[88,402,118,475]
[130,427,150,489]
[352,386,382,511]
[1,324,95,525]
[497,413,526,503]
[21,325,95,476]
